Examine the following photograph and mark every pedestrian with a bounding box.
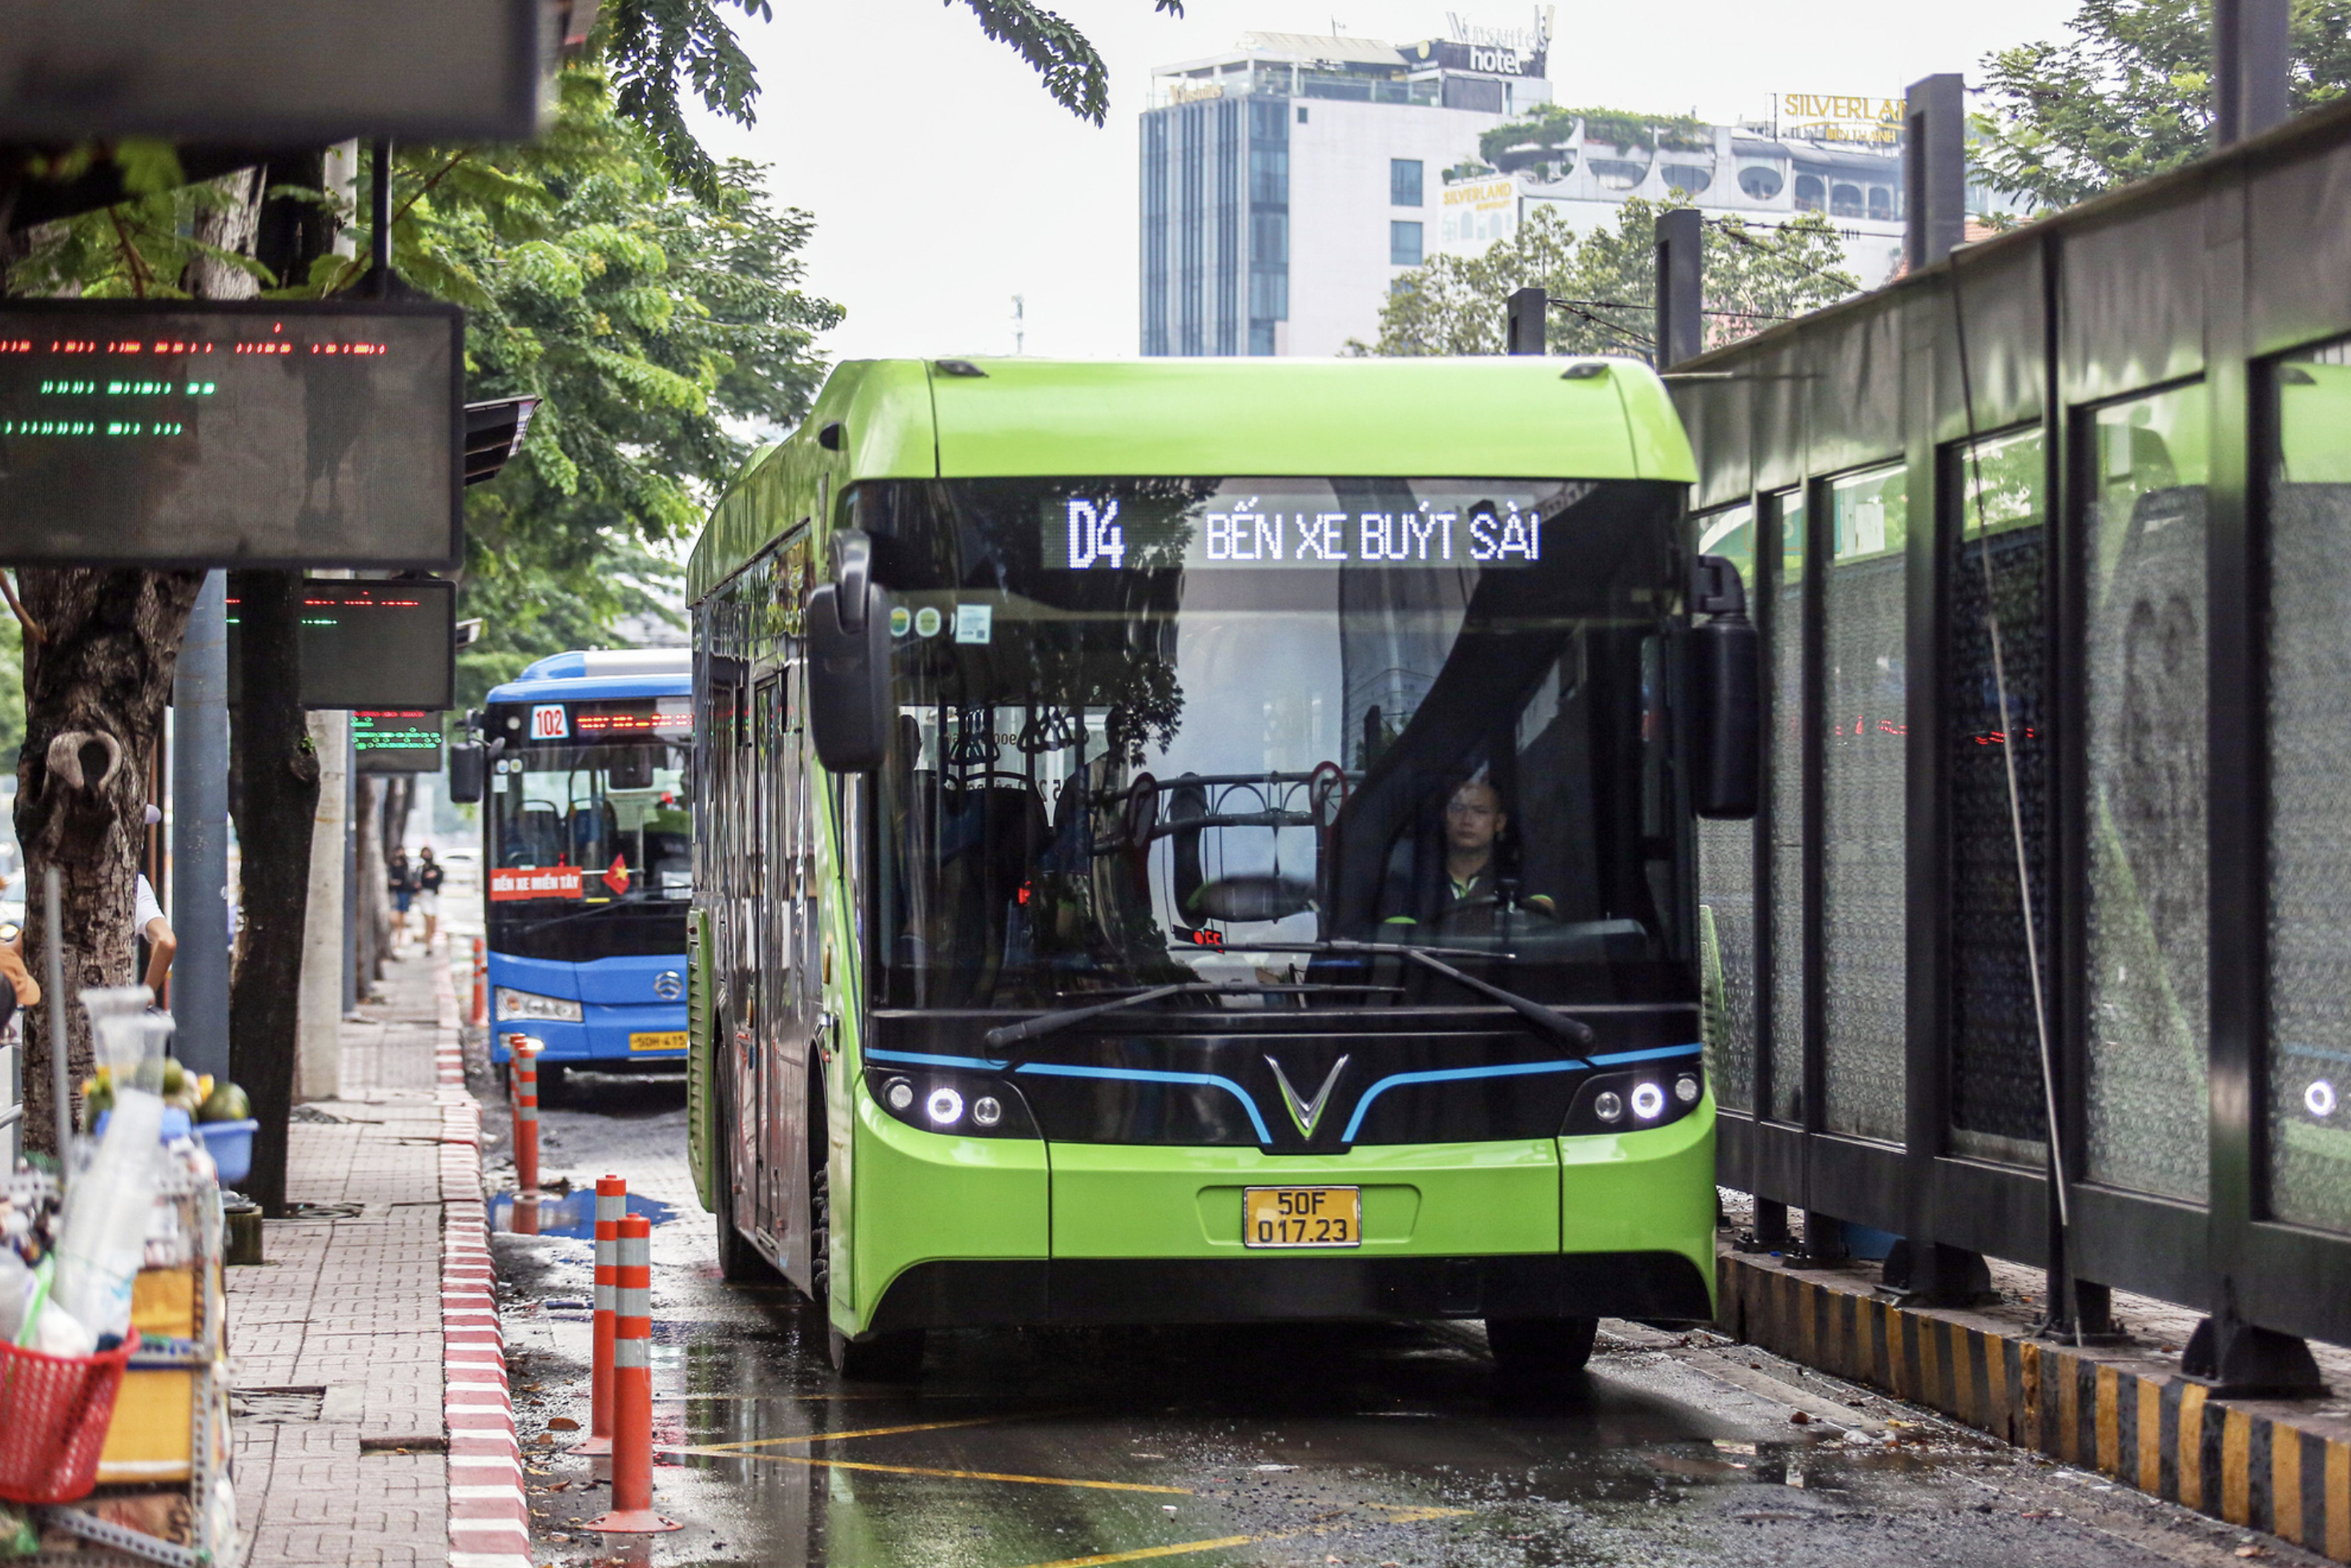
[135,869,176,1001]
[415,846,444,949]
[388,846,415,947]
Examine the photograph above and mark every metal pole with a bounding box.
[171,570,231,1081]
[2215,0,2290,146]
[44,866,68,1161]
[1654,207,1703,370]
[1903,74,1967,271]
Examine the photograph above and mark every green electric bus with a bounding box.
[683,356,1755,1379]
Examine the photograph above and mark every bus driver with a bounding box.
[1384,773,1557,934]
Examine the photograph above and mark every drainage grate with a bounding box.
[231,1388,325,1424]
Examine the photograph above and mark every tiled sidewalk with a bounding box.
[225,943,515,1568]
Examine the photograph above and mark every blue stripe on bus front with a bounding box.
[1340,1059,1587,1143]
[1585,1043,1704,1067]
[1013,1063,1273,1144]
[866,1047,1010,1072]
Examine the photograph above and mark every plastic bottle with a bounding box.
[48,999,170,1341]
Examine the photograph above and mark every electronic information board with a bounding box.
[0,300,462,567]
[354,711,445,774]
[226,578,456,710]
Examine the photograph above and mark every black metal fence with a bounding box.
[1677,99,2351,1387]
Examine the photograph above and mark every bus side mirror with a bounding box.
[1690,553,1759,819]
[448,742,486,804]
[807,530,892,773]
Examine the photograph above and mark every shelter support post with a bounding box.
[1505,287,1545,356]
[1654,207,1702,370]
[170,572,231,1081]
[1903,74,1967,271]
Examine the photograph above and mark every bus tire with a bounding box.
[713,1074,770,1285]
[1485,1315,1599,1384]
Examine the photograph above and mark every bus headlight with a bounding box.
[864,1067,1038,1139]
[1563,1063,1705,1136]
[495,987,582,1023]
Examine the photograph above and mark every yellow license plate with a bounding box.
[1243,1186,1360,1248]
[629,1031,688,1053]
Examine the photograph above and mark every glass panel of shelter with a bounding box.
[1947,426,2053,1165]
[1820,463,1908,1144]
[1766,488,1806,1125]
[2264,338,2351,1235]
[1696,503,1757,1114]
[2081,382,2210,1203]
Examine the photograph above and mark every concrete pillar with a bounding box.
[297,710,348,1100]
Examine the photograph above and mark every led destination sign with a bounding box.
[1046,484,1556,572]
[0,300,462,566]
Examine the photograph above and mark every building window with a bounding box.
[1249,319,1276,356]
[1389,221,1424,266]
[1390,158,1424,207]
[1831,182,1864,217]
[1868,186,1894,219]
[1738,165,1785,199]
[1794,174,1825,211]
[1297,107,1308,123]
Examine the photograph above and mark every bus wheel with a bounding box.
[1485,1316,1599,1385]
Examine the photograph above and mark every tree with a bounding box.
[604,0,1185,197]
[1974,0,2351,212]
[1352,200,1858,360]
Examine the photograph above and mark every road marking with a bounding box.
[1012,1506,1468,1568]
[688,1409,1063,1453]
[673,1449,1194,1495]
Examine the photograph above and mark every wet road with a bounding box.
[485,1069,2321,1568]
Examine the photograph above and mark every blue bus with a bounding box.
[465,649,695,1100]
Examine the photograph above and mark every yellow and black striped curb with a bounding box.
[1718,1252,2351,1561]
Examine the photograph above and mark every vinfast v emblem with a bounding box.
[1265,1054,1349,1138]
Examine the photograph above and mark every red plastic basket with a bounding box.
[0,1329,138,1505]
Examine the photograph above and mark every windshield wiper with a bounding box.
[1244,939,1598,1051]
[980,981,1399,1057]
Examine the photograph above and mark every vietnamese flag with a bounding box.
[602,854,630,895]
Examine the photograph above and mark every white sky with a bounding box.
[685,2,2080,366]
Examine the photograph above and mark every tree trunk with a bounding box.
[382,775,413,860]
[14,572,205,1153]
[227,573,318,1210]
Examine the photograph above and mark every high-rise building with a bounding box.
[1139,26,1553,357]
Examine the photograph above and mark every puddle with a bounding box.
[488,1189,676,1237]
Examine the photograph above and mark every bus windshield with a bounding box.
[490,740,693,902]
[851,476,1690,1011]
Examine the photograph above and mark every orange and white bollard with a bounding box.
[569,1175,625,1457]
[471,937,488,1029]
[508,1034,542,1194]
[585,1213,677,1534]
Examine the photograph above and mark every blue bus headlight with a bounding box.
[495,987,582,1023]
[1563,1064,1705,1136]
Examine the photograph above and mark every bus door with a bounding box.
[753,673,788,1250]
[773,540,818,1295]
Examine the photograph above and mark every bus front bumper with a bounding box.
[844,1089,1717,1337]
